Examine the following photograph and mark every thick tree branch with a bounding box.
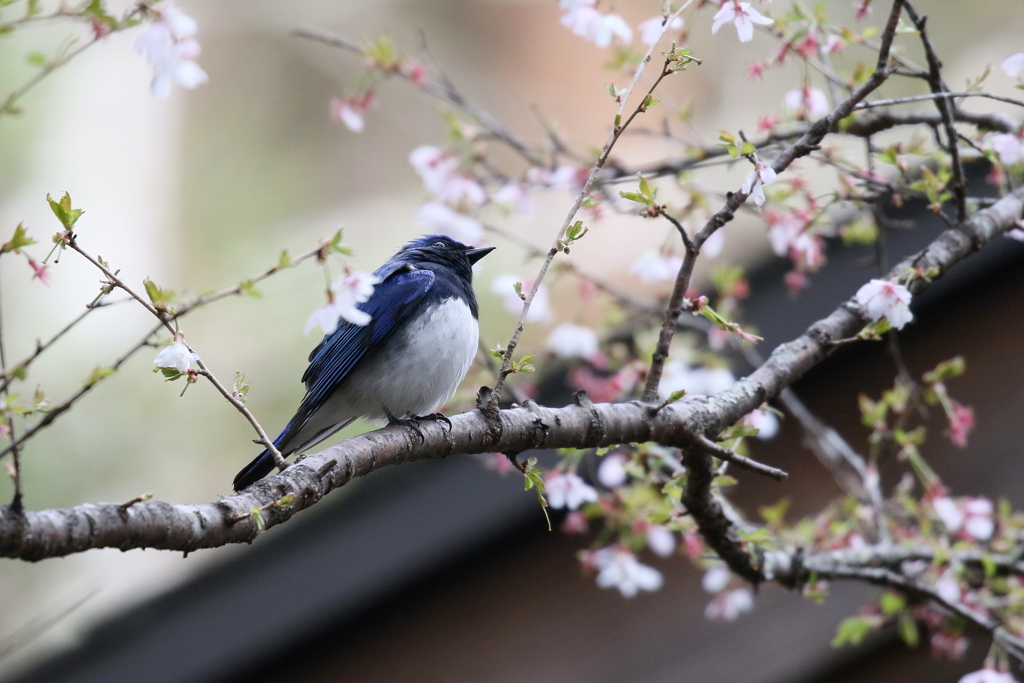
[1,185,1020,562]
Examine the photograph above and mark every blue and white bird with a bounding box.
[232,235,494,491]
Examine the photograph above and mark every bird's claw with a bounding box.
[384,410,452,444]
[415,412,453,431]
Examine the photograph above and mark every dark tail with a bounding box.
[232,449,278,492]
[232,421,298,492]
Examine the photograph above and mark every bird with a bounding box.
[232,234,494,491]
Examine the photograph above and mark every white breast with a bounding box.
[339,297,479,422]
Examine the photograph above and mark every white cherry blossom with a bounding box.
[705,587,754,620]
[153,341,198,373]
[659,360,736,399]
[646,525,676,557]
[638,15,684,46]
[959,670,1019,683]
[546,324,599,359]
[594,547,664,597]
[597,452,628,488]
[989,133,1024,166]
[702,566,732,593]
[491,275,552,322]
[741,163,777,207]
[1001,53,1024,78]
[630,250,683,283]
[561,7,633,48]
[305,271,381,335]
[415,202,483,245]
[702,229,725,258]
[784,87,830,120]
[134,1,207,99]
[711,2,773,43]
[545,471,598,510]
[855,278,913,329]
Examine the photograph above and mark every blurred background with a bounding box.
[1,0,1024,681]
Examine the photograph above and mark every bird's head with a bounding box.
[396,234,494,280]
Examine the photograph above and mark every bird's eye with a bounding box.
[433,241,446,248]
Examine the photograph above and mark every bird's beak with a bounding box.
[466,246,495,264]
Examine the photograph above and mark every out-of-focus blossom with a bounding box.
[561,511,589,534]
[935,573,962,604]
[154,341,197,373]
[134,1,207,98]
[705,587,754,620]
[703,229,725,259]
[784,87,830,120]
[711,1,773,43]
[491,274,552,322]
[546,324,599,359]
[934,496,995,541]
[1006,219,1024,242]
[1001,53,1024,78]
[947,400,975,447]
[639,15,684,46]
[526,165,583,189]
[646,525,676,557]
[561,6,633,48]
[959,669,1019,683]
[790,232,825,271]
[631,250,683,283]
[415,202,483,245]
[402,59,427,84]
[491,183,533,216]
[659,360,736,399]
[855,278,914,329]
[545,471,598,510]
[821,34,845,54]
[988,133,1024,167]
[408,146,485,208]
[330,92,374,133]
[741,162,777,207]
[27,257,50,285]
[931,632,969,660]
[744,406,779,439]
[593,547,664,597]
[598,452,628,488]
[305,271,381,334]
[702,566,732,593]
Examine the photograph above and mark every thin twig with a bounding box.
[692,433,788,481]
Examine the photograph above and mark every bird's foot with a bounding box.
[412,412,453,431]
[384,408,426,444]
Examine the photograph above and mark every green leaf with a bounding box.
[523,460,551,531]
[143,278,176,309]
[832,615,878,647]
[250,507,266,533]
[277,250,291,269]
[239,280,261,298]
[758,497,790,526]
[840,217,878,245]
[637,174,654,202]
[2,223,35,253]
[26,52,46,67]
[880,592,906,615]
[897,612,919,647]
[84,365,115,388]
[46,192,84,229]
[232,371,251,403]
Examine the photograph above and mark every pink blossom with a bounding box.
[821,34,845,54]
[1001,53,1024,78]
[415,202,483,245]
[855,278,914,329]
[630,250,683,283]
[593,547,663,597]
[330,93,374,133]
[784,270,807,294]
[0,423,9,439]
[402,59,427,85]
[930,632,969,660]
[1006,220,1024,242]
[741,162,777,207]
[710,2,774,43]
[545,471,598,510]
[947,401,975,447]
[646,525,676,557]
[27,257,50,285]
[638,15,684,46]
[597,452,628,488]
[561,511,589,534]
[784,87,830,120]
[408,146,484,206]
[684,533,703,561]
[988,133,1024,166]
[747,60,769,80]
[526,165,583,189]
[546,324,599,360]
[767,212,803,257]
[958,669,1019,683]
[134,1,207,99]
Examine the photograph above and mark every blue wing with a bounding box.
[232,267,435,491]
